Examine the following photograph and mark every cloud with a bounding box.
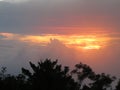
[0,32,111,50]
[0,0,29,3]
[0,0,120,35]
[0,37,120,76]
[0,32,120,77]
[0,34,78,74]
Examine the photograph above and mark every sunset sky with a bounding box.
[0,0,120,76]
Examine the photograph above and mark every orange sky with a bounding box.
[0,32,120,76]
[0,32,112,50]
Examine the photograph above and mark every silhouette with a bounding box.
[0,59,119,90]
[71,63,95,90]
[22,59,78,90]
[71,63,116,90]
[0,67,26,90]
[89,73,115,90]
[116,79,120,90]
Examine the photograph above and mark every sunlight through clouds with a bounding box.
[0,32,111,50]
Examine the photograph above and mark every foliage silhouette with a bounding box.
[0,59,119,90]
[116,79,120,90]
[89,73,115,90]
[71,62,95,89]
[71,63,116,90]
[22,59,78,90]
[0,67,27,90]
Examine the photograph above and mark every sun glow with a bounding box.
[64,35,108,50]
[83,45,101,50]
[0,33,109,50]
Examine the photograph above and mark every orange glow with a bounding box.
[0,32,110,50]
[19,34,110,50]
[64,35,109,50]
[83,45,101,50]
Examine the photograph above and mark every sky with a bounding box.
[0,0,120,76]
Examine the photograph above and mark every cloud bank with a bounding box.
[0,0,120,34]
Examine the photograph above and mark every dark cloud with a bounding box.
[0,0,120,34]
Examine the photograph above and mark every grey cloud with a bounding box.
[0,0,120,34]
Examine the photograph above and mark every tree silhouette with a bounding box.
[0,59,119,90]
[0,67,27,90]
[22,59,78,90]
[116,79,120,90]
[71,62,95,90]
[71,63,115,90]
[89,73,115,90]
